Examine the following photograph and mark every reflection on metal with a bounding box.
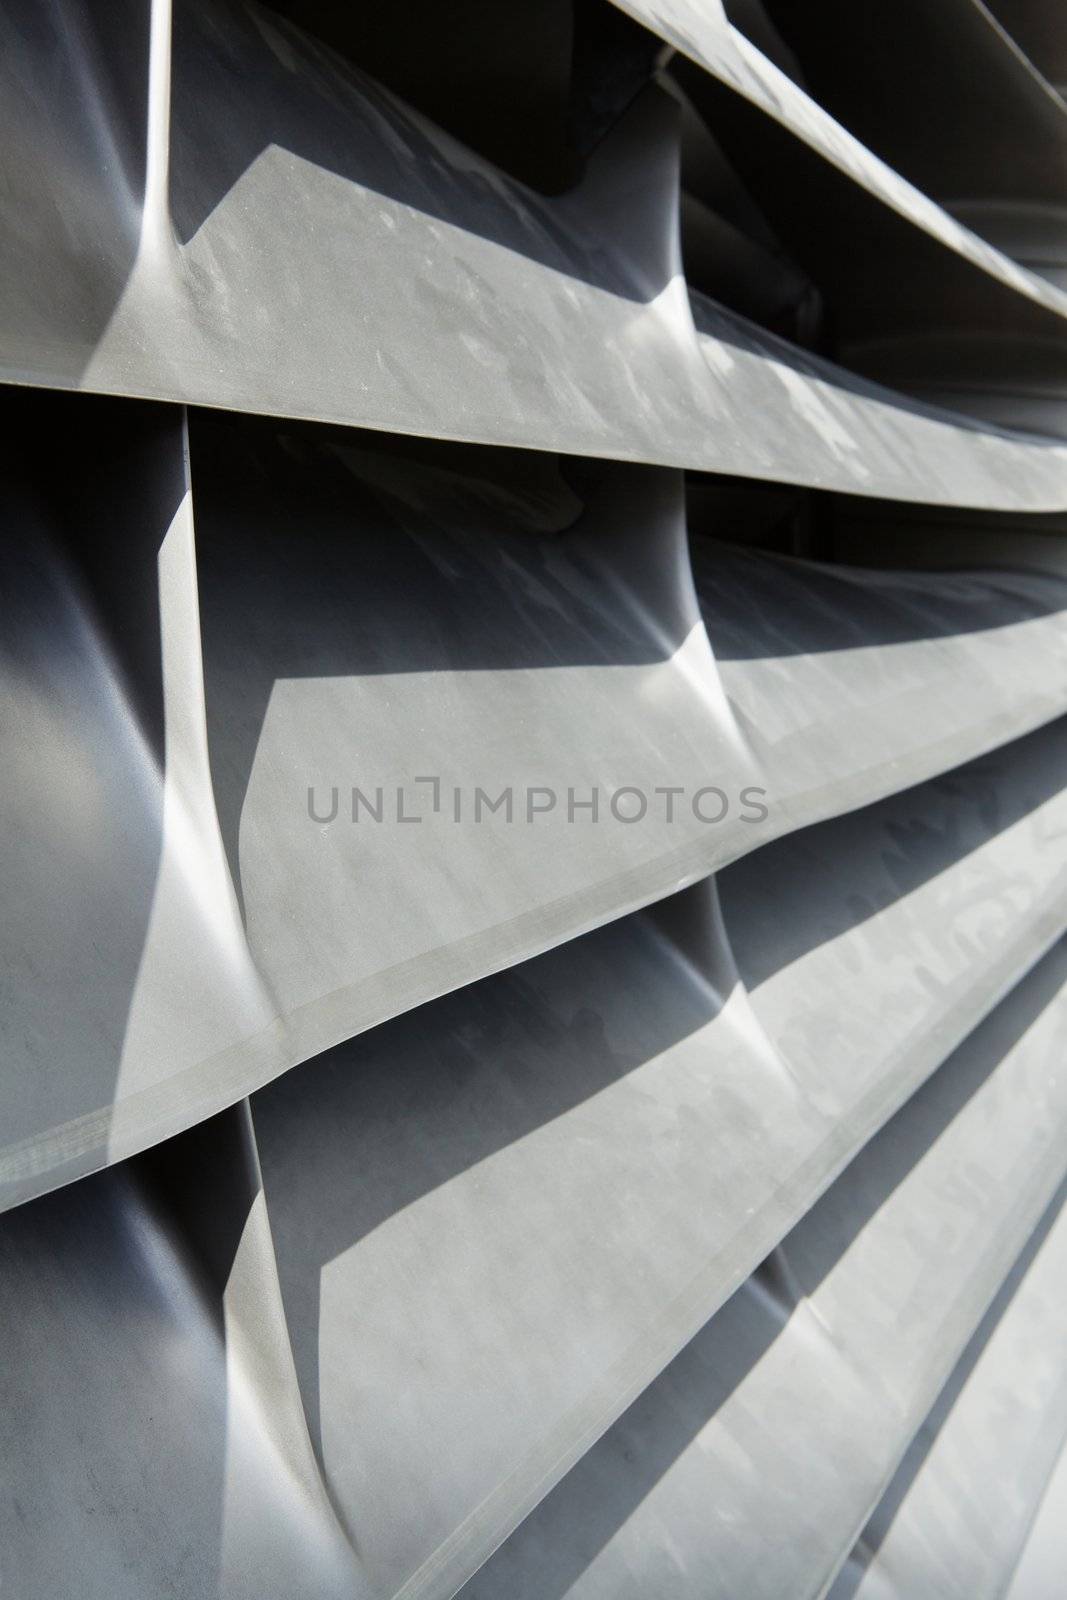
[828,1177,1067,1600]
[468,940,1067,1599]
[616,0,1067,321]
[6,402,1067,1213]
[1,0,1067,498]
[712,0,1067,431]
[1,0,1067,1596]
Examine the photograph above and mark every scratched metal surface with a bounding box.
[2,0,1067,1595]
